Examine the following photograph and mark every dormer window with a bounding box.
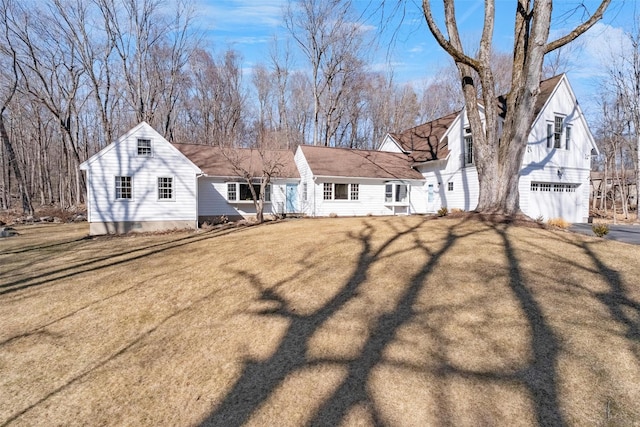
[554,116,563,148]
[137,138,152,156]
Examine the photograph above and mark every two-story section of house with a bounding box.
[379,74,597,223]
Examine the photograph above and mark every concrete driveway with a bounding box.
[571,223,640,245]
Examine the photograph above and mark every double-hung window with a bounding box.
[323,183,359,201]
[565,126,571,150]
[554,116,563,148]
[158,177,173,200]
[115,176,132,199]
[137,139,152,156]
[465,135,474,165]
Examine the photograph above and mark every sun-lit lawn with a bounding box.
[1,216,639,426]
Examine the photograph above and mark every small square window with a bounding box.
[448,182,454,192]
[137,139,152,156]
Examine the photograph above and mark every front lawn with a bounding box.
[1,217,639,426]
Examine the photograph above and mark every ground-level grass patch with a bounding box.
[1,217,639,426]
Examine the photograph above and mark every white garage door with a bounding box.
[529,182,581,223]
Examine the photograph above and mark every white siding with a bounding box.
[82,123,200,225]
[411,76,594,222]
[197,177,296,218]
[378,135,404,153]
[294,148,315,216]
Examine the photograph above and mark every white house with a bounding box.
[80,74,595,234]
[80,122,299,235]
[294,145,425,217]
[379,74,597,223]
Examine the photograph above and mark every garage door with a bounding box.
[529,182,581,223]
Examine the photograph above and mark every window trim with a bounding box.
[115,175,133,200]
[157,176,175,201]
[137,138,152,157]
[384,182,409,205]
[323,183,360,201]
[464,135,474,165]
[226,182,271,203]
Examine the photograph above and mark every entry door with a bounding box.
[286,184,298,213]
[427,183,436,212]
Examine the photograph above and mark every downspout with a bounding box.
[313,176,318,217]
[195,173,204,229]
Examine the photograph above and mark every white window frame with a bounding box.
[323,183,359,201]
[464,135,474,165]
[226,182,271,203]
[554,116,563,149]
[137,138,152,156]
[384,183,409,205]
[115,176,132,200]
[157,176,174,201]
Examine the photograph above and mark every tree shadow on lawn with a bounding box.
[0,225,250,296]
[563,235,640,359]
[200,218,573,426]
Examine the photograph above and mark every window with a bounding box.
[385,184,393,203]
[303,183,308,201]
[532,182,578,193]
[531,182,539,192]
[540,183,552,192]
[465,135,474,164]
[227,183,271,202]
[137,138,152,156]
[323,183,359,200]
[565,126,571,150]
[350,184,359,201]
[227,183,237,201]
[448,182,454,192]
[554,116,563,148]
[385,183,408,204]
[334,183,348,200]
[158,177,173,200]
[115,176,132,199]
[323,183,332,200]
[547,123,553,148]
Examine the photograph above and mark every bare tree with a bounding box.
[221,130,290,223]
[285,0,369,146]
[0,1,33,215]
[422,0,610,216]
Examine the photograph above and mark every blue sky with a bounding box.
[191,0,639,119]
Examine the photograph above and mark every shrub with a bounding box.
[592,223,609,238]
[329,212,338,218]
[547,218,570,229]
[437,207,448,217]
[450,208,464,213]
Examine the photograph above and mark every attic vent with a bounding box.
[465,128,472,134]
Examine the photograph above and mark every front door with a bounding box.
[427,183,436,212]
[286,184,298,213]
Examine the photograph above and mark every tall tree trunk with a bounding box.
[0,113,33,215]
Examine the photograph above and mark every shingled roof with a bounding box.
[389,74,565,163]
[388,111,459,163]
[173,144,299,178]
[299,145,423,180]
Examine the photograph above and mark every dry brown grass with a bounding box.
[1,217,639,426]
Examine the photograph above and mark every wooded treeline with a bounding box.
[0,0,468,214]
[1,0,638,218]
